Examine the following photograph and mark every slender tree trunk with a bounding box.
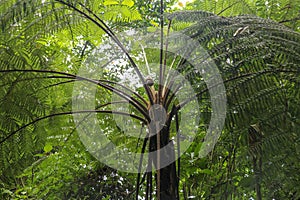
[249,125,263,200]
[159,140,177,199]
[253,156,262,200]
[150,126,178,199]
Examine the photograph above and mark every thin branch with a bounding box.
[100,79,148,105]
[0,109,147,144]
[136,132,149,200]
[63,100,131,143]
[162,46,192,106]
[177,69,299,110]
[158,0,164,105]
[165,80,183,111]
[1,73,147,105]
[175,112,180,184]
[217,1,239,16]
[0,69,150,121]
[44,79,75,89]
[157,0,164,198]
[279,17,300,23]
[162,19,172,80]
[162,78,174,107]
[140,44,151,75]
[149,169,153,200]
[161,19,173,103]
[146,171,150,200]
[149,139,153,200]
[162,55,177,100]
[175,111,180,193]
[54,0,154,105]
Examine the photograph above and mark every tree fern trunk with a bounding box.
[150,126,179,199]
[159,140,178,200]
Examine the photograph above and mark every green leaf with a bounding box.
[199,168,213,175]
[121,0,134,7]
[120,6,131,18]
[44,143,53,153]
[103,0,119,6]
[34,153,44,157]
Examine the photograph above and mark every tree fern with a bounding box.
[0,0,299,199]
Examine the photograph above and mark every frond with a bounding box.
[170,11,300,197]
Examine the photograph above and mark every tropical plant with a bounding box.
[1,0,299,199]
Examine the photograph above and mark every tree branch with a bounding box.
[54,0,155,105]
[0,69,150,121]
[0,109,147,144]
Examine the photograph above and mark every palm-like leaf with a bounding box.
[169,11,300,198]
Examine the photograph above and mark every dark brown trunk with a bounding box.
[159,142,178,200]
[150,126,178,200]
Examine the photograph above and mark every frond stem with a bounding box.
[0,109,147,144]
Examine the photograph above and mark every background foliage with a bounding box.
[0,0,299,199]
